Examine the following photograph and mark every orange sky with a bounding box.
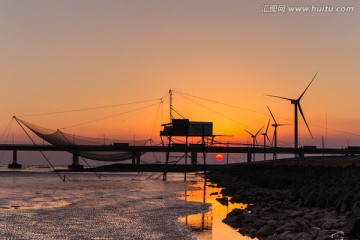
[1,0,360,149]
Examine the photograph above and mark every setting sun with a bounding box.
[215,154,224,161]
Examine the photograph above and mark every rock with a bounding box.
[277,231,293,239]
[304,191,318,207]
[325,194,337,208]
[276,222,297,234]
[344,206,360,235]
[295,219,311,232]
[207,165,360,239]
[222,208,244,228]
[289,210,305,218]
[321,221,332,230]
[315,192,328,208]
[330,231,344,239]
[316,230,334,240]
[291,232,311,239]
[255,224,275,237]
[252,219,266,229]
[339,201,348,214]
[216,197,228,206]
[230,195,242,203]
[304,212,317,221]
[309,228,320,240]
[352,201,360,212]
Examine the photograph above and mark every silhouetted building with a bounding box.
[160,119,213,137]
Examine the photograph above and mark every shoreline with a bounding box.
[206,158,360,239]
[0,171,210,239]
[4,156,360,239]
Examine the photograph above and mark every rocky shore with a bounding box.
[207,158,360,239]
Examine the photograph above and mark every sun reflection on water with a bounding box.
[179,177,256,240]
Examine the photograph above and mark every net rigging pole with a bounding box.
[169,89,173,121]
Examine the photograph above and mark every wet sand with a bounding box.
[0,171,209,239]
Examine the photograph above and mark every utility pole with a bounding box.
[169,89,173,121]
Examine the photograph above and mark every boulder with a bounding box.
[216,197,228,206]
[344,206,360,235]
[222,208,244,228]
[289,210,305,218]
[255,224,275,237]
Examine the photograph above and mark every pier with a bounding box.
[1,143,360,169]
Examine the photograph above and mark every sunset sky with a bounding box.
[1,0,360,157]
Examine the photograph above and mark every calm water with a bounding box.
[0,168,253,239]
[180,176,256,240]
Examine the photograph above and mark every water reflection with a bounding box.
[180,177,256,240]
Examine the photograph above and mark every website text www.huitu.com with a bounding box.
[262,4,354,13]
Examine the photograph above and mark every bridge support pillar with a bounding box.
[132,152,141,164]
[163,136,172,181]
[191,152,197,165]
[132,155,136,164]
[8,150,22,169]
[68,152,84,170]
[136,155,141,164]
[247,152,252,163]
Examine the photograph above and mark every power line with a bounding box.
[17,98,162,117]
[149,99,163,139]
[60,101,161,130]
[173,90,360,139]
[174,90,267,116]
[174,91,255,131]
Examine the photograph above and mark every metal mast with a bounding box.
[169,89,173,121]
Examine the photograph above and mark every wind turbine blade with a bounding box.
[265,119,270,134]
[267,106,278,125]
[298,71,318,101]
[245,130,254,137]
[255,126,264,137]
[298,103,313,138]
[265,94,294,102]
[266,135,272,146]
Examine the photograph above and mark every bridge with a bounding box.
[1,143,359,169]
[2,116,360,180]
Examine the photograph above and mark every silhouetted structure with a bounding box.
[160,119,213,180]
[266,72,318,155]
[245,126,263,162]
[260,119,272,161]
[267,106,287,160]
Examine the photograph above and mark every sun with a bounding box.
[215,154,224,161]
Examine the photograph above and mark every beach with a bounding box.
[0,170,209,239]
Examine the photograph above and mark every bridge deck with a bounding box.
[0,144,359,155]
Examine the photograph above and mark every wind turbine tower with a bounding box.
[260,119,271,161]
[267,106,286,160]
[245,126,264,162]
[266,72,317,152]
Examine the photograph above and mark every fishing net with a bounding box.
[16,118,146,162]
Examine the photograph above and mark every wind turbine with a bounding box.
[245,126,263,162]
[265,72,317,153]
[267,106,286,160]
[260,119,272,161]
